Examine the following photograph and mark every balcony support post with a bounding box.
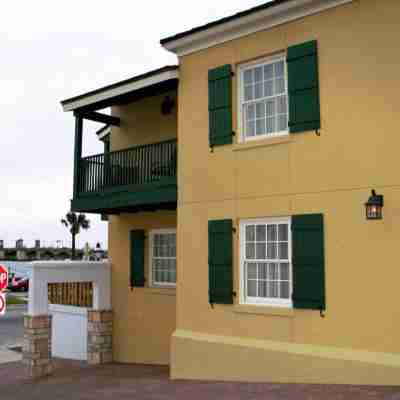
[73,115,83,199]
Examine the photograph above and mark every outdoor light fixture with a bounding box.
[161,96,175,115]
[365,190,384,220]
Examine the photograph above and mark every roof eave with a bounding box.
[161,0,353,56]
[61,66,179,113]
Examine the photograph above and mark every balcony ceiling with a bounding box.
[61,65,179,113]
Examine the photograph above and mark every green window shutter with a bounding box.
[292,214,325,310]
[287,40,321,133]
[208,219,233,304]
[130,230,145,288]
[208,65,233,146]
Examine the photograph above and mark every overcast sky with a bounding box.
[0,0,268,249]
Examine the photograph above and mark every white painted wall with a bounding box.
[50,304,87,361]
[27,261,111,361]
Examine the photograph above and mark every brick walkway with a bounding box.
[0,360,399,400]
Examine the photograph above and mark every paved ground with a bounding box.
[0,305,25,364]
[0,360,399,400]
[0,306,25,347]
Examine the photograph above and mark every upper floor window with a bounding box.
[149,229,176,287]
[239,54,288,141]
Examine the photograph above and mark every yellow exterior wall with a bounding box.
[111,90,177,151]
[109,93,178,365]
[173,0,400,384]
[109,211,177,365]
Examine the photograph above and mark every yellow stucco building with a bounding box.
[62,0,400,385]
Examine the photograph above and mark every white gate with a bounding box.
[50,304,88,360]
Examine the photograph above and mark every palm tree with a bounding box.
[61,212,90,260]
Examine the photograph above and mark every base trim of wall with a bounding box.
[170,329,400,385]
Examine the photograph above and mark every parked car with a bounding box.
[10,276,29,292]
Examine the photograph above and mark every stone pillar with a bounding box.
[23,315,53,379]
[87,310,113,365]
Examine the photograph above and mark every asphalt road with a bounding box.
[0,307,25,347]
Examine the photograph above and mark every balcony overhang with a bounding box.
[61,65,179,113]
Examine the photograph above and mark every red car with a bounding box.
[10,276,29,292]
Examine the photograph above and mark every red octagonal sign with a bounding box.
[0,293,5,315]
[0,264,8,292]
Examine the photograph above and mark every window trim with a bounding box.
[237,53,289,143]
[239,217,292,308]
[148,228,177,288]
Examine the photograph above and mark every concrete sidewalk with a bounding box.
[0,360,399,400]
[0,347,21,364]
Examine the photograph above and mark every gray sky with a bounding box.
[0,0,268,249]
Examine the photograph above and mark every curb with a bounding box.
[6,304,27,311]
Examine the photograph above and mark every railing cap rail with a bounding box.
[81,138,177,161]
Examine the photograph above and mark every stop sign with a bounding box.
[0,265,8,292]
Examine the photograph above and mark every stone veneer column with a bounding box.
[23,315,53,378]
[87,310,113,364]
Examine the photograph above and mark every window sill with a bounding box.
[233,135,291,151]
[233,304,294,318]
[145,287,176,296]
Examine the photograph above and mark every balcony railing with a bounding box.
[77,139,177,195]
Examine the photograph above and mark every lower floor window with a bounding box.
[150,229,176,286]
[241,217,292,307]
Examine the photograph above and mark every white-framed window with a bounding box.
[149,229,176,287]
[238,54,288,142]
[240,217,292,307]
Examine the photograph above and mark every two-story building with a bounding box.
[61,0,400,385]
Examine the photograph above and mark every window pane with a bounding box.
[258,280,267,297]
[256,119,265,136]
[256,102,265,118]
[264,80,273,97]
[277,96,287,114]
[246,103,255,120]
[266,118,275,134]
[254,67,263,82]
[275,61,284,77]
[267,243,277,259]
[268,281,279,298]
[278,224,288,241]
[266,99,275,117]
[247,280,257,297]
[280,281,289,299]
[244,85,253,101]
[275,78,285,94]
[256,242,266,259]
[277,115,287,132]
[246,243,255,259]
[246,120,255,137]
[264,64,273,80]
[247,262,257,279]
[255,83,263,99]
[258,262,268,280]
[269,263,279,280]
[280,263,289,281]
[244,69,253,85]
[246,225,255,241]
[256,225,266,242]
[267,225,277,241]
[279,242,288,260]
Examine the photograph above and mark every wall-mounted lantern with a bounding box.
[365,190,384,220]
[161,96,175,115]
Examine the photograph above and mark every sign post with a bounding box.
[0,264,8,316]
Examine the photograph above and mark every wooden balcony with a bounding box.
[71,139,177,214]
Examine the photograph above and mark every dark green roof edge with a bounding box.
[61,65,178,106]
[160,0,292,45]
